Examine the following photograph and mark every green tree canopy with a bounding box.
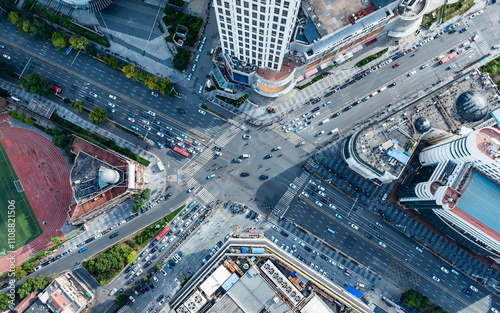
[21,73,51,96]
[68,36,88,50]
[8,11,19,25]
[51,31,67,50]
[89,108,108,124]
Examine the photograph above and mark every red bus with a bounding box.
[440,52,457,64]
[366,38,378,46]
[173,146,190,158]
[155,226,170,241]
[50,85,62,93]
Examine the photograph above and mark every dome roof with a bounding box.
[100,168,119,184]
[456,90,488,122]
[415,117,431,132]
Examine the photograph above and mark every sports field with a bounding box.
[0,142,41,253]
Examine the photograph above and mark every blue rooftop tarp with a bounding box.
[347,286,363,298]
[387,147,410,164]
[221,273,239,292]
[491,108,500,125]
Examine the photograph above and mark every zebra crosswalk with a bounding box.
[181,125,241,177]
[270,172,310,218]
[184,178,216,204]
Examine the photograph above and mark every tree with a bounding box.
[51,31,67,51]
[115,293,128,307]
[68,36,88,50]
[15,266,27,280]
[103,55,121,69]
[127,250,137,264]
[122,64,136,79]
[0,88,10,99]
[0,294,10,311]
[21,73,51,96]
[402,289,422,308]
[142,277,149,283]
[24,116,35,126]
[425,305,447,313]
[155,264,161,270]
[89,108,108,124]
[172,48,191,71]
[22,261,36,273]
[140,188,151,200]
[22,20,31,34]
[8,11,19,25]
[51,236,61,245]
[85,44,96,57]
[420,296,430,310]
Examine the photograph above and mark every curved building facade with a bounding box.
[399,127,500,258]
[388,0,429,39]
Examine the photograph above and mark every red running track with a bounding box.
[0,114,72,273]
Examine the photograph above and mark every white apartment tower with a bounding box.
[214,0,300,71]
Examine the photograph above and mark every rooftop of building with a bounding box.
[256,60,302,82]
[302,0,368,36]
[475,127,500,161]
[397,0,427,19]
[39,273,93,313]
[351,70,500,179]
[454,171,500,242]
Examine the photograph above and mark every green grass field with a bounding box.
[0,142,41,254]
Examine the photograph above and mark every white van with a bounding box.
[321,118,329,125]
[329,128,339,135]
[10,96,20,102]
[241,154,250,159]
[472,34,479,41]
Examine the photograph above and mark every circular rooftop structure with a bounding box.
[100,168,120,184]
[456,90,488,122]
[415,117,431,132]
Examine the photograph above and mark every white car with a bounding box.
[470,285,478,292]
[301,191,309,197]
[318,191,325,197]
[379,241,387,248]
[109,288,117,296]
[151,91,159,97]
[107,102,115,108]
[128,117,135,122]
[351,223,359,230]
[408,70,416,76]
[329,203,336,209]
[2,54,11,60]
[146,110,156,117]
[289,183,297,189]
[89,91,97,97]
[145,253,152,261]
[156,132,164,137]
[198,109,206,115]
[440,267,449,274]
[491,308,498,313]
[492,45,499,50]
[109,94,116,100]
[152,276,159,282]
[432,275,440,282]
[302,112,309,118]
[175,278,181,285]
[160,269,167,276]
[243,134,251,140]
[318,186,325,191]
[436,55,444,61]
[136,269,143,276]
[315,201,323,207]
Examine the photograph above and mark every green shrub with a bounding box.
[356,48,388,67]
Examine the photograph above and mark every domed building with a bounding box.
[415,117,431,133]
[456,90,488,122]
[99,168,120,185]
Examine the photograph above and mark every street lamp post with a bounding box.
[70,44,83,67]
[19,58,31,79]
[347,197,358,218]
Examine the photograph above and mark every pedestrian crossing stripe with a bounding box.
[271,127,315,153]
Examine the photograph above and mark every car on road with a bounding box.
[440,267,449,274]
[85,96,94,102]
[289,183,296,189]
[447,64,456,70]
[242,134,251,140]
[192,64,196,72]
[0,44,4,49]
[420,64,429,69]
[459,27,468,33]
[127,117,135,123]
[432,275,440,282]
[415,246,423,253]
[2,54,11,60]
[315,201,323,207]
[240,172,250,177]
[109,288,117,296]
[78,247,87,253]
[492,308,498,313]
[379,241,387,248]
[493,45,500,50]
[365,233,373,239]
[264,154,273,159]
[131,125,139,131]
[463,288,472,295]
[156,132,164,137]
[109,233,119,239]
[89,92,97,97]
[198,109,206,115]
[259,175,269,180]
[272,146,281,151]
[207,174,215,179]
[146,110,156,117]
[407,70,416,76]
[335,213,343,220]
[187,73,192,80]
[323,101,331,106]
[393,62,400,68]
[350,223,359,230]
[302,112,309,118]
[108,94,116,100]
[470,285,478,292]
